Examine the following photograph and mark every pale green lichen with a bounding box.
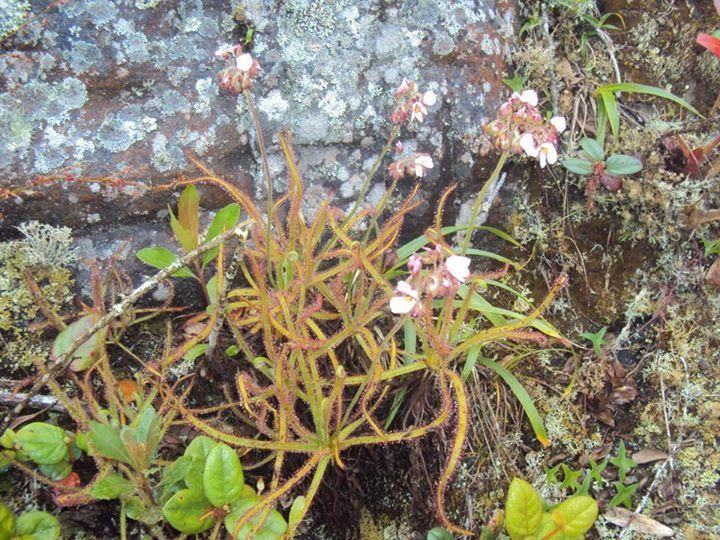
[0,0,29,40]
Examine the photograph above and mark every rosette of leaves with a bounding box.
[159,436,288,538]
[505,478,598,540]
[562,138,643,209]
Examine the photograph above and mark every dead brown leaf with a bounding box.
[604,507,674,537]
[632,448,669,464]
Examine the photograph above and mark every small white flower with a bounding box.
[422,91,437,106]
[519,89,539,107]
[446,255,471,283]
[413,154,434,177]
[519,133,538,157]
[236,53,254,72]
[537,143,558,168]
[389,280,419,315]
[410,101,428,123]
[550,116,567,133]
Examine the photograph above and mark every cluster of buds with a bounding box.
[389,247,471,315]
[391,78,438,124]
[484,89,566,168]
[387,142,434,180]
[216,44,261,94]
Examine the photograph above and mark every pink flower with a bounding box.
[389,280,419,315]
[537,143,558,168]
[550,116,567,133]
[445,255,471,283]
[395,78,412,97]
[410,101,429,123]
[408,254,423,276]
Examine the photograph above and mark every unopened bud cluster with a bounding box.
[216,44,261,94]
[391,78,438,124]
[484,90,566,168]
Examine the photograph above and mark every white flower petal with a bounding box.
[519,133,538,157]
[390,296,417,314]
[519,89,538,107]
[236,53,254,71]
[422,91,437,106]
[550,116,567,133]
[396,280,419,299]
[415,155,434,169]
[446,255,471,283]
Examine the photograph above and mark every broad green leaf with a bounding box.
[551,495,599,536]
[37,461,72,481]
[15,511,60,540]
[136,247,195,278]
[90,474,135,500]
[162,489,214,535]
[562,158,593,176]
[15,423,68,465]
[288,496,306,530]
[74,432,88,453]
[0,429,15,449]
[160,455,192,487]
[224,496,287,540]
[481,359,549,447]
[203,443,244,506]
[88,422,131,465]
[427,527,454,540]
[51,314,107,372]
[170,208,196,253]
[184,436,217,492]
[178,185,200,249]
[580,138,605,162]
[0,502,15,539]
[202,203,241,265]
[125,496,163,525]
[505,478,543,539]
[604,154,643,176]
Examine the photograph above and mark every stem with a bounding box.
[243,89,274,280]
[120,500,127,540]
[460,152,509,254]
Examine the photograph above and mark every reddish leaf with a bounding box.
[118,379,138,403]
[697,33,720,58]
[600,173,622,192]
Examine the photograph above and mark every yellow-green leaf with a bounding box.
[178,185,199,250]
[505,478,543,539]
[552,495,598,536]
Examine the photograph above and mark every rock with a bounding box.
[0,0,515,241]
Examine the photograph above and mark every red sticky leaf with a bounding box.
[697,33,720,58]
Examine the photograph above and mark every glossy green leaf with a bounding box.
[427,527,454,540]
[203,443,244,506]
[562,158,593,176]
[162,488,214,534]
[202,203,241,265]
[580,138,605,162]
[15,511,61,540]
[551,495,599,536]
[184,436,217,492]
[505,478,543,539]
[51,314,107,372]
[90,474,135,500]
[88,422,131,465]
[481,359,549,447]
[0,502,15,539]
[136,247,195,278]
[0,429,15,449]
[15,423,68,465]
[37,461,72,481]
[604,154,643,176]
[178,185,200,249]
[224,496,287,540]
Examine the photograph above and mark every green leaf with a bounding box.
[562,158,593,176]
[170,208,196,254]
[125,496,164,525]
[427,527,454,540]
[0,502,15,539]
[202,203,241,265]
[15,423,68,465]
[288,496,306,531]
[37,461,72,481]
[178,185,200,249]
[580,327,607,357]
[609,481,639,509]
[51,314,107,372]
[225,345,241,357]
[551,495,599,536]
[184,436,218,492]
[88,422,131,465]
[136,247,195,278]
[559,464,583,492]
[183,344,207,363]
[597,82,701,118]
[162,488,214,535]
[224,496,287,540]
[90,474,135,500]
[505,478,543,539]
[604,154,643,176]
[15,511,61,540]
[160,455,192,488]
[0,429,15,449]
[480,359,549,447]
[609,441,636,482]
[580,138,605,162]
[703,238,720,256]
[203,443,244,506]
[598,90,620,138]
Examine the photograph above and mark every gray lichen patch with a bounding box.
[0,0,29,40]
